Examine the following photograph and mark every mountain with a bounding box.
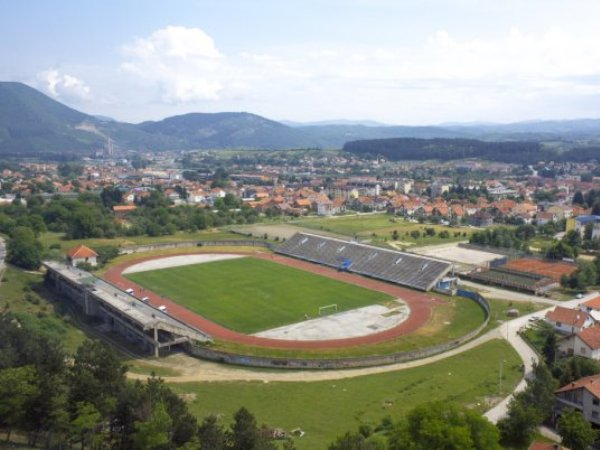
[138,112,318,150]
[2,81,600,157]
[0,82,185,156]
[0,82,105,156]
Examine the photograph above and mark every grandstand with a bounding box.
[462,267,556,294]
[276,233,452,291]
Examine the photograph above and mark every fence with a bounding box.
[186,290,491,370]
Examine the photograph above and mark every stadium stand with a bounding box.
[276,233,452,291]
[462,266,556,294]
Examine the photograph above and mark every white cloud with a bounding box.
[111,24,600,123]
[121,26,224,103]
[36,69,91,101]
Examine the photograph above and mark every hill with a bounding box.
[137,112,318,150]
[2,81,600,157]
[0,82,104,156]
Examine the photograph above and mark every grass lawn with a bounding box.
[0,265,88,354]
[125,257,392,334]
[39,229,246,252]
[172,339,522,450]
[294,214,473,247]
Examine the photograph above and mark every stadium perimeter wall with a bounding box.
[184,290,491,370]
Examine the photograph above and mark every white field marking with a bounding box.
[253,300,410,341]
[122,254,245,274]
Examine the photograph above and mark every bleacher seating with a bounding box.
[276,233,452,291]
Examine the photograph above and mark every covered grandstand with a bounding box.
[276,233,452,291]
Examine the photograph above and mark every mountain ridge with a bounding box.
[2,81,600,157]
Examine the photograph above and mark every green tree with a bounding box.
[131,402,172,450]
[70,402,102,450]
[100,186,123,209]
[558,408,597,450]
[0,365,40,442]
[388,401,500,450]
[198,415,227,450]
[328,431,383,450]
[497,393,540,446]
[542,332,557,366]
[230,407,275,450]
[6,226,43,269]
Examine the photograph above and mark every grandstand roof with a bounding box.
[276,232,452,291]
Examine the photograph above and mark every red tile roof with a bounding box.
[67,245,98,259]
[577,325,600,350]
[545,306,590,328]
[556,373,600,399]
[583,295,600,311]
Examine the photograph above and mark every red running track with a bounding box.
[103,251,443,350]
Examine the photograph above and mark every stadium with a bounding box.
[45,233,491,368]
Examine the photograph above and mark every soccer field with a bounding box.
[125,257,392,333]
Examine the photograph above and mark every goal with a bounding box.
[318,304,338,316]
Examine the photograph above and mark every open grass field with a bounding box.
[294,214,474,247]
[172,339,521,450]
[125,257,393,334]
[0,266,88,354]
[39,229,246,252]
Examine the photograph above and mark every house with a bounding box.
[470,211,494,227]
[112,204,137,219]
[555,374,600,426]
[545,306,594,335]
[67,245,98,268]
[559,325,600,359]
[573,215,600,237]
[537,211,557,226]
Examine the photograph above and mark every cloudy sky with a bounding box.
[2,0,600,124]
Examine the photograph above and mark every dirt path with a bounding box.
[128,328,501,383]
[104,251,440,350]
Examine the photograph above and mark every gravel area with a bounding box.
[122,254,244,274]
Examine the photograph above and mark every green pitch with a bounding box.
[125,257,392,333]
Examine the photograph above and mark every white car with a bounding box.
[158,305,167,313]
[576,293,584,299]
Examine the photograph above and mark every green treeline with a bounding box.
[343,137,599,164]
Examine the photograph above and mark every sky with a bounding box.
[2,0,600,125]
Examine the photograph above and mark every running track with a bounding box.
[103,251,443,350]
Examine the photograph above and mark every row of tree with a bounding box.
[469,226,533,252]
[0,314,287,449]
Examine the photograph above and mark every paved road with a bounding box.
[484,291,599,423]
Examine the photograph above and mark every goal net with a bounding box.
[318,304,338,316]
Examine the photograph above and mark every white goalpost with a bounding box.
[318,303,338,316]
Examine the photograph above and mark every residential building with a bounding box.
[66,245,98,268]
[555,374,600,426]
[545,306,594,335]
